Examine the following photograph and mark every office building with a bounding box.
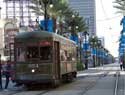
[68,0,96,36]
[0,0,36,27]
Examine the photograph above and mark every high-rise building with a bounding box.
[0,0,36,27]
[68,0,96,36]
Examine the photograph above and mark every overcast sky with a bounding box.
[96,0,122,57]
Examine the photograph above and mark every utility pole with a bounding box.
[84,31,89,69]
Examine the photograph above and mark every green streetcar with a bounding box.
[13,30,77,87]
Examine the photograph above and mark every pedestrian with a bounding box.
[3,60,11,90]
[0,54,2,89]
[122,58,125,71]
[120,61,123,70]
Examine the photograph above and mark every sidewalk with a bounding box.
[77,64,106,77]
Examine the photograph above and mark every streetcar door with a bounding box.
[54,41,60,79]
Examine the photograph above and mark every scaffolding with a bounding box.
[4,0,35,27]
[1,0,37,60]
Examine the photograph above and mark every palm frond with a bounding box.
[113,0,125,14]
[114,5,125,10]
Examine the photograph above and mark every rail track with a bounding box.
[0,64,122,95]
[114,71,120,95]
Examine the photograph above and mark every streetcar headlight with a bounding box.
[31,69,35,73]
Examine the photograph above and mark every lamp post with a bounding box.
[70,14,76,36]
[39,0,53,31]
[78,32,83,65]
[102,48,105,66]
[69,14,78,42]
[0,7,1,19]
[100,46,103,66]
[83,31,89,69]
[90,41,96,67]
[97,40,102,66]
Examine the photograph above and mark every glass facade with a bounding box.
[0,0,36,27]
[68,0,96,36]
[0,0,96,35]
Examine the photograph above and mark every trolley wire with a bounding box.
[97,0,122,22]
[100,0,108,19]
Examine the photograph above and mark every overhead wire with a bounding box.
[97,15,122,22]
[97,0,122,22]
[100,0,108,19]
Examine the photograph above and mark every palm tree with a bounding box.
[113,0,125,60]
[113,0,125,15]
[89,36,98,67]
[29,0,88,36]
[29,0,69,32]
[65,11,88,36]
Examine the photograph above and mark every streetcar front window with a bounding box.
[26,46,39,59]
[40,47,52,60]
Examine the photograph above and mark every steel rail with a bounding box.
[114,71,119,95]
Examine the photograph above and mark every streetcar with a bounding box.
[13,30,77,87]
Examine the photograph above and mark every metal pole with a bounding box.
[44,2,47,31]
[95,47,97,66]
[0,7,1,19]
[93,47,96,67]
[80,39,82,64]
[84,33,88,69]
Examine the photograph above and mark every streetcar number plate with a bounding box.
[28,64,36,68]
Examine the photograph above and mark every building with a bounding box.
[0,0,96,36]
[0,0,36,60]
[0,0,36,27]
[0,19,18,61]
[68,0,96,36]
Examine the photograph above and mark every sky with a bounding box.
[96,0,122,57]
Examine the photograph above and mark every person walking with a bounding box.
[120,60,123,70]
[3,60,11,90]
[0,54,2,89]
[122,58,125,71]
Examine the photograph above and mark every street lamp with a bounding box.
[97,40,102,66]
[69,14,76,36]
[83,31,89,69]
[39,0,53,31]
[0,7,1,19]
[102,47,105,66]
[90,41,97,67]
[68,14,78,42]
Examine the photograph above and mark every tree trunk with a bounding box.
[52,17,57,33]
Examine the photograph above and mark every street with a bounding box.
[0,0,124,95]
[0,63,124,95]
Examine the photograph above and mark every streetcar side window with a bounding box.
[16,47,25,62]
[40,47,52,60]
[60,50,67,61]
[26,46,39,59]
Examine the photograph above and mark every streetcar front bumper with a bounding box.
[14,74,55,84]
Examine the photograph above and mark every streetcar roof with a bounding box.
[15,30,76,44]
[15,30,53,39]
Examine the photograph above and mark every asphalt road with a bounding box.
[0,63,124,95]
